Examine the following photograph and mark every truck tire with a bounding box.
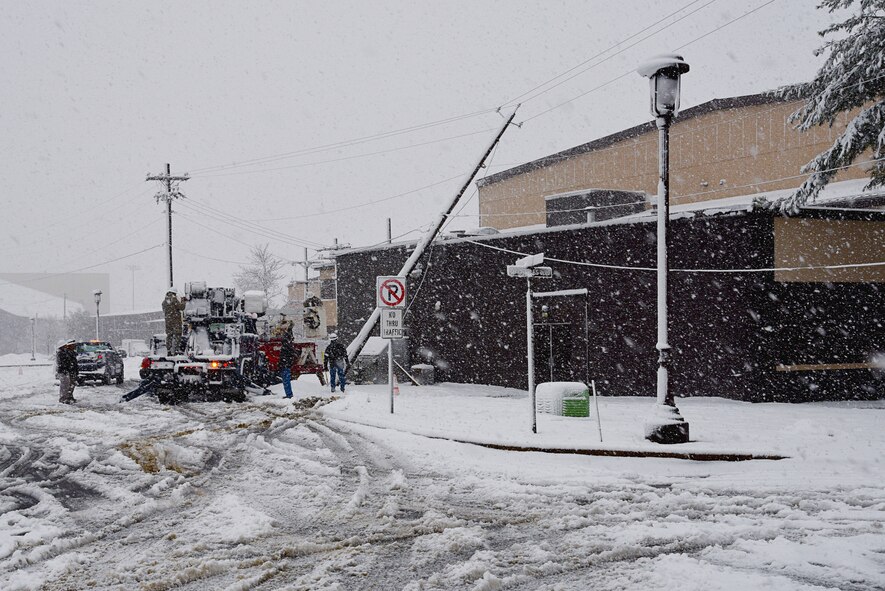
[157,389,175,405]
[222,389,246,403]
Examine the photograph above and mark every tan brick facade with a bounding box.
[479,96,867,230]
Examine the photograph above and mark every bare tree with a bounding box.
[234,244,287,306]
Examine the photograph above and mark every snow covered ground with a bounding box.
[1,359,883,590]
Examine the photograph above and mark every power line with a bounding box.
[248,172,467,223]
[193,128,495,179]
[504,0,720,108]
[175,198,326,249]
[0,243,165,290]
[463,238,885,274]
[188,108,498,175]
[0,187,152,257]
[175,210,303,262]
[175,2,729,181]
[176,245,248,266]
[520,0,781,125]
[50,216,163,270]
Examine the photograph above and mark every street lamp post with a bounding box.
[93,290,102,341]
[30,316,36,361]
[637,54,690,444]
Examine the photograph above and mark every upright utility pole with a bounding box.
[126,264,140,311]
[146,163,189,288]
[303,248,309,282]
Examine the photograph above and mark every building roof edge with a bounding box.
[476,92,794,188]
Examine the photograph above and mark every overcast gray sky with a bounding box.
[1,0,837,312]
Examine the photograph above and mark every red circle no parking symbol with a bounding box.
[379,278,406,307]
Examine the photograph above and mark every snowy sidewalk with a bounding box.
[317,382,885,464]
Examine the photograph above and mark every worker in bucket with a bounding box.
[162,288,186,355]
[323,333,350,393]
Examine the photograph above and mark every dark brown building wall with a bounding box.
[337,211,885,402]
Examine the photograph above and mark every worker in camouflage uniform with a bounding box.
[56,339,79,404]
[162,288,186,355]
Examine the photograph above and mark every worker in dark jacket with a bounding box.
[278,322,296,399]
[324,333,350,393]
[56,339,79,404]
[162,288,186,355]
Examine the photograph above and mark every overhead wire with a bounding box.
[175,198,326,249]
[248,172,467,222]
[504,0,720,108]
[176,245,249,266]
[520,0,781,125]
[0,186,153,257]
[178,1,731,182]
[188,108,499,175]
[462,238,885,274]
[50,215,164,270]
[175,210,301,263]
[193,128,495,179]
[0,243,165,290]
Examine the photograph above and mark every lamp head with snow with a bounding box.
[637,54,689,118]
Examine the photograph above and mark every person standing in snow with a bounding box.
[56,339,79,404]
[278,321,296,399]
[162,288,186,355]
[323,333,349,393]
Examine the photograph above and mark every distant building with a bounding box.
[286,255,338,338]
[0,272,110,315]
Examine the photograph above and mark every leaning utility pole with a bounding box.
[146,163,189,287]
[347,107,519,361]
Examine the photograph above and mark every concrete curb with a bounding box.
[321,414,789,462]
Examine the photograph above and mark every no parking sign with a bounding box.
[377,276,406,340]
[376,276,407,309]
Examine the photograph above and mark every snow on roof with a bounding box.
[335,180,885,258]
[0,283,83,318]
[612,178,885,224]
[359,336,389,356]
[102,309,163,318]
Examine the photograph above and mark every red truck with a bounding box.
[257,337,326,386]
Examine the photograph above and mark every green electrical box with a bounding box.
[562,395,589,418]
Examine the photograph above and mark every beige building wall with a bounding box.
[285,262,338,335]
[479,99,868,230]
[774,218,885,283]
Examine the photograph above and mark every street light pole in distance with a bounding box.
[93,290,102,341]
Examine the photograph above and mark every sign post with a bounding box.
[377,276,407,414]
[506,254,552,434]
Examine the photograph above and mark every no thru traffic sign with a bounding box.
[376,276,407,309]
[381,308,403,339]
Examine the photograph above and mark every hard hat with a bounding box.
[167,287,179,295]
[329,333,338,340]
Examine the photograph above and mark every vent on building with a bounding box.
[545,189,647,227]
